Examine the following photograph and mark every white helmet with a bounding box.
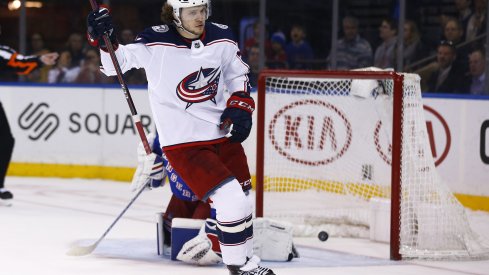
[168,0,211,26]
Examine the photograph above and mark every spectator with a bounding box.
[285,24,314,69]
[118,29,147,85]
[65,33,86,67]
[455,0,473,40]
[124,68,147,85]
[443,18,465,45]
[27,33,51,83]
[443,18,469,70]
[327,16,372,70]
[243,21,272,60]
[465,0,487,42]
[120,29,136,45]
[75,48,112,84]
[267,32,287,69]
[28,33,49,56]
[246,44,260,87]
[426,41,469,93]
[48,50,80,84]
[468,48,487,95]
[402,20,428,68]
[374,18,397,69]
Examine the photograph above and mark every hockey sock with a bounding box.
[210,179,252,266]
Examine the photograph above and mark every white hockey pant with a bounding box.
[210,178,253,266]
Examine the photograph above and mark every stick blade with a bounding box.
[66,243,97,256]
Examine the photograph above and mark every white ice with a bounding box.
[1,176,489,275]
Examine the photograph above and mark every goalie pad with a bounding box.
[176,218,222,265]
[174,217,297,264]
[155,212,171,256]
[253,217,298,261]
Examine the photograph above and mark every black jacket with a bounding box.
[426,65,470,93]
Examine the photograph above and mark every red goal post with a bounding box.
[255,69,489,261]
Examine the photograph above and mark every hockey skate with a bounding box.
[0,189,13,206]
[227,255,275,275]
[0,189,13,200]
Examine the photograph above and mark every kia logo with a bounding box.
[269,99,352,166]
[424,105,451,166]
[374,105,451,166]
[18,102,59,141]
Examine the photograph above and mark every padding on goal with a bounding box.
[255,69,489,260]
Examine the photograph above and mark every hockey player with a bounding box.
[87,1,275,274]
[131,132,213,252]
[132,131,219,264]
[0,24,58,202]
[132,132,298,266]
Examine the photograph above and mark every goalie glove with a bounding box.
[176,218,222,265]
[219,92,255,143]
[130,133,166,192]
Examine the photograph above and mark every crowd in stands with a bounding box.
[3,0,488,95]
[242,12,487,95]
[240,0,487,95]
[17,29,147,86]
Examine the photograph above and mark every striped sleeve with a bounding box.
[0,45,42,75]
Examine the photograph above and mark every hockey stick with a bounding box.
[67,0,152,256]
[87,0,151,155]
[66,182,147,256]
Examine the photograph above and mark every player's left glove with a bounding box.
[219,92,255,143]
[131,133,166,192]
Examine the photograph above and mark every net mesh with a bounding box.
[258,71,489,259]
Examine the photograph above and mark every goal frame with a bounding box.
[255,69,405,260]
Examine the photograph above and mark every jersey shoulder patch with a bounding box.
[204,22,236,44]
[135,25,180,44]
[152,25,170,33]
[211,22,229,30]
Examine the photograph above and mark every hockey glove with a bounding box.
[86,7,118,49]
[131,133,166,192]
[219,92,255,143]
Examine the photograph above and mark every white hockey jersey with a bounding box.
[100,22,251,150]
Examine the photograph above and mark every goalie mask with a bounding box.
[168,0,211,29]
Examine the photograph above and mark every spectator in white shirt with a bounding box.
[48,50,80,84]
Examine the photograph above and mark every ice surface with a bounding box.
[1,176,489,275]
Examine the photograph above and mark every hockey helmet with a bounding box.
[167,0,211,22]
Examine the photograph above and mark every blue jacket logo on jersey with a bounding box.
[176,67,221,109]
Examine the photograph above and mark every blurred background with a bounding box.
[0,0,488,199]
[1,0,488,94]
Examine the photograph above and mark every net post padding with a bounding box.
[255,69,489,260]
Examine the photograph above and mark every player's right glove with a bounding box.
[131,133,166,192]
[86,7,118,49]
[219,92,255,143]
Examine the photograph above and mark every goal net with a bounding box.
[255,69,489,260]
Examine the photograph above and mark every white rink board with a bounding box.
[421,97,489,195]
[249,92,489,197]
[260,93,392,185]
[0,84,155,167]
[0,84,488,196]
